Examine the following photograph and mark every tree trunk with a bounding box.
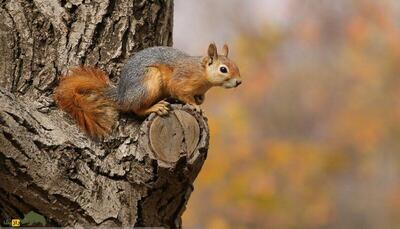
[0,0,209,228]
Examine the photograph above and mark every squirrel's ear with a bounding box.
[222,44,229,57]
[201,56,210,67]
[208,43,218,61]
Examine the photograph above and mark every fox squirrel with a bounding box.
[54,43,241,138]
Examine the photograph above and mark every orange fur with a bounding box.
[168,66,212,103]
[143,67,163,102]
[150,64,174,83]
[54,67,117,139]
[129,67,164,115]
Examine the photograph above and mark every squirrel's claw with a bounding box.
[159,100,170,106]
[153,102,169,116]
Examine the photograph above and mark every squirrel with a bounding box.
[54,43,241,139]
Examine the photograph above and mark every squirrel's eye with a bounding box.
[219,66,228,73]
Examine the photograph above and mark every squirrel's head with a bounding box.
[202,43,241,89]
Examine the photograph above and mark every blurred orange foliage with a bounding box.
[182,0,400,228]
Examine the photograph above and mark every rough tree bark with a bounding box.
[0,0,209,228]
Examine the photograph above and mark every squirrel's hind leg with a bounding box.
[133,67,171,116]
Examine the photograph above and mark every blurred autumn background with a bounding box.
[174,0,400,228]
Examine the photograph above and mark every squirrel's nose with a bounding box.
[236,79,242,87]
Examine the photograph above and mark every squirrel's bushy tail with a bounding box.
[54,67,117,139]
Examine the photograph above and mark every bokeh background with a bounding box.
[174,0,400,228]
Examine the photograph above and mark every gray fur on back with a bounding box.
[117,46,189,110]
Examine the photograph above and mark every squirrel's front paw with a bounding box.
[152,101,170,116]
[194,94,205,105]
